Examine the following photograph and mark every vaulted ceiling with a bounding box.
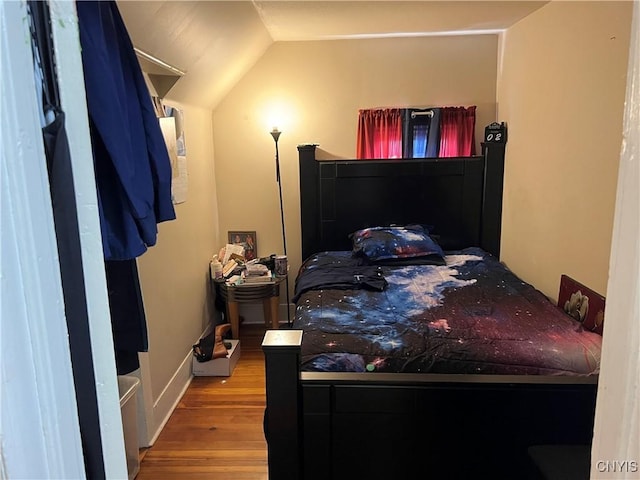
[117,1,548,108]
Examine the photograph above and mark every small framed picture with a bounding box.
[228,231,257,261]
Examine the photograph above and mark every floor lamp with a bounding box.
[270,127,292,328]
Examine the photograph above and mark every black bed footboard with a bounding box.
[262,330,304,480]
[262,330,598,480]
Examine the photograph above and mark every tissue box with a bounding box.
[192,339,240,376]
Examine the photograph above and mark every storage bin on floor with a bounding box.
[192,339,241,376]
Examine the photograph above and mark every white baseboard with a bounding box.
[133,305,289,450]
[134,344,199,447]
[148,350,194,445]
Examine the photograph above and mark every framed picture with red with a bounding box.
[228,231,257,261]
[558,274,605,335]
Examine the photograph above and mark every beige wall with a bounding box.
[213,35,499,305]
[130,0,632,410]
[498,1,632,300]
[119,1,634,449]
[136,102,219,400]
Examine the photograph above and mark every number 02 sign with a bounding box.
[484,122,507,144]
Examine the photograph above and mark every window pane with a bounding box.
[412,124,428,158]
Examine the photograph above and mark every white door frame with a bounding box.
[1,1,84,478]
[1,1,126,478]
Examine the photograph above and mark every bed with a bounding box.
[261,144,602,480]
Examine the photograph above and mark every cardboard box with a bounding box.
[192,339,240,376]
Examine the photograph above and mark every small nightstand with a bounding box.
[215,276,286,338]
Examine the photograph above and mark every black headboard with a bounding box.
[298,144,505,261]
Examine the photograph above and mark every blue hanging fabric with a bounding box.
[403,108,433,158]
[76,0,175,261]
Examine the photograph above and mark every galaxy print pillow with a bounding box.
[350,225,445,265]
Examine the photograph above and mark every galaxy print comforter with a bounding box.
[292,248,602,376]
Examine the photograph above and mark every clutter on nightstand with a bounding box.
[209,255,223,280]
[222,259,239,278]
[242,262,273,284]
[213,242,281,287]
[215,244,246,279]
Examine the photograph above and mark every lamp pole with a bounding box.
[270,128,287,255]
[270,128,291,327]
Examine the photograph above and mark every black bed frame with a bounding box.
[262,145,597,480]
[298,143,505,260]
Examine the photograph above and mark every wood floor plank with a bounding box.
[137,324,270,479]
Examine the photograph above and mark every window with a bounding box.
[357,106,476,159]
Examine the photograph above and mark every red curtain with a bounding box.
[438,106,476,157]
[356,108,403,159]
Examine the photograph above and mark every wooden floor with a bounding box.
[136,324,269,480]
